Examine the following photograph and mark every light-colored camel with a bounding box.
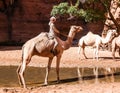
[17,25,83,88]
[78,29,117,60]
[111,35,120,59]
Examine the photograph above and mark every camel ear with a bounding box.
[74,27,79,30]
[74,26,80,30]
[73,26,78,29]
[78,26,83,30]
[70,25,75,28]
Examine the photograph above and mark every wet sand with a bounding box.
[0,46,120,93]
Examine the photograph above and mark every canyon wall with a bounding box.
[0,0,104,43]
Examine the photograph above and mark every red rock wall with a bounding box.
[12,0,53,42]
[0,0,104,43]
[0,14,9,42]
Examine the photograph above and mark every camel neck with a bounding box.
[102,32,112,44]
[56,33,75,50]
[63,37,73,50]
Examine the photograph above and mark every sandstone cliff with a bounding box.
[0,0,105,43]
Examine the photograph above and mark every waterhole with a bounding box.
[0,66,120,87]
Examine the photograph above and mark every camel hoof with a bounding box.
[43,82,48,86]
[56,80,61,84]
[84,56,88,59]
[23,86,27,89]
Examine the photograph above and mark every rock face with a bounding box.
[0,0,105,43]
[11,0,55,43]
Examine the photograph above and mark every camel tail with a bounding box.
[78,38,83,54]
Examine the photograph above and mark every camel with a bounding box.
[16,25,83,88]
[78,29,117,60]
[111,35,120,59]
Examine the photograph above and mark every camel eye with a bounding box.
[74,27,78,30]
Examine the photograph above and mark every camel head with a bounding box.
[60,25,83,50]
[67,25,83,39]
[70,25,83,33]
[106,29,118,42]
[68,25,83,37]
[108,29,118,38]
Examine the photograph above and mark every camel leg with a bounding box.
[17,45,33,88]
[16,64,22,86]
[81,46,87,59]
[17,59,29,88]
[93,48,96,60]
[112,46,116,59]
[44,57,53,85]
[95,46,99,61]
[112,51,115,59]
[118,48,120,57]
[78,46,81,59]
[56,55,61,83]
[93,47,99,61]
[111,40,117,59]
[77,67,84,82]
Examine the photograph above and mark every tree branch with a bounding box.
[99,0,120,33]
[108,9,120,33]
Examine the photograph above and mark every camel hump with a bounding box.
[38,32,48,38]
[35,33,55,53]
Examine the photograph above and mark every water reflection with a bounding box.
[0,66,120,87]
[77,67,120,83]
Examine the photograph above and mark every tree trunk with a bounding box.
[99,0,120,34]
[108,9,120,33]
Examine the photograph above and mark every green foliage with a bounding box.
[77,9,105,22]
[75,0,80,7]
[67,6,78,16]
[102,0,111,10]
[51,2,68,16]
[84,9,105,22]
[51,1,106,22]
[77,9,86,17]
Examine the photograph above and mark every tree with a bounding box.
[51,0,105,22]
[51,0,120,33]
[99,0,120,33]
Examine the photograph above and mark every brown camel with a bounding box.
[17,25,83,88]
[111,35,120,59]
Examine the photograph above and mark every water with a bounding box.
[0,66,120,87]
